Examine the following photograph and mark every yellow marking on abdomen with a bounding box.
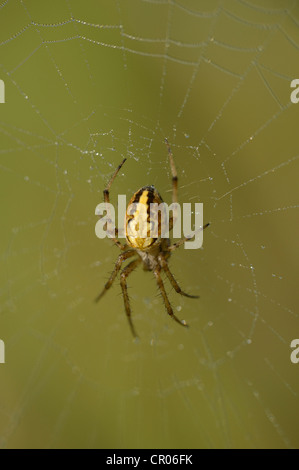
[126,190,155,249]
[138,190,149,206]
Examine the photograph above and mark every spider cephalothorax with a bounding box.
[95,139,209,338]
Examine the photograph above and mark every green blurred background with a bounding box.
[0,0,299,449]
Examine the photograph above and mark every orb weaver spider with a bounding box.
[96,139,209,338]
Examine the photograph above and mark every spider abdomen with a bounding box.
[125,185,163,251]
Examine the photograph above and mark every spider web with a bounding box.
[0,0,299,449]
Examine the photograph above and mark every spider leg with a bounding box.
[165,138,178,232]
[168,222,210,252]
[153,267,188,328]
[158,254,199,298]
[120,258,141,338]
[95,250,135,303]
[103,158,127,250]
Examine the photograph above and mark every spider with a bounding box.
[95,139,209,338]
